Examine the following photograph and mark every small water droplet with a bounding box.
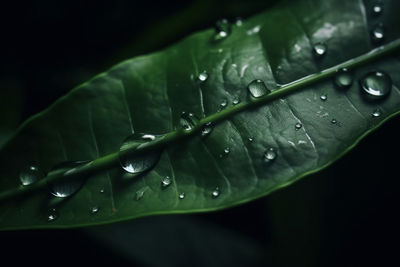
[247,79,270,98]
[213,19,231,41]
[295,122,302,130]
[179,192,185,199]
[264,148,277,162]
[371,108,381,117]
[360,71,392,100]
[201,122,213,137]
[211,187,220,198]
[248,137,254,142]
[224,147,230,154]
[219,100,228,111]
[91,206,99,214]
[320,94,327,101]
[100,188,105,193]
[135,187,148,201]
[331,118,337,124]
[313,42,327,57]
[235,17,243,26]
[334,68,353,89]
[180,112,200,131]
[19,165,44,186]
[48,161,89,198]
[161,176,172,188]
[119,133,161,174]
[232,98,240,105]
[372,3,383,15]
[371,24,384,43]
[198,71,208,82]
[47,209,58,222]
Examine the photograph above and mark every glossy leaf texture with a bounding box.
[1,0,400,229]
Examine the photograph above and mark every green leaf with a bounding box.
[1,0,400,230]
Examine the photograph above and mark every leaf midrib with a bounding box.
[1,38,400,203]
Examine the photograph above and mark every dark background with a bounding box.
[0,0,399,266]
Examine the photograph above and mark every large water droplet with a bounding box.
[371,24,384,43]
[211,187,220,198]
[213,19,231,41]
[161,176,172,189]
[313,43,327,57]
[119,133,161,174]
[201,122,213,137]
[47,209,58,222]
[48,161,89,198]
[247,79,270,98]
[334,68,353,89]
[19,165,44,186]
[179,192,185,199]
[198,71,208,82]
[371,108,381,117]
[295,122,302,130]
[264,148,277,162]
[360,71,392,100]
[180,112,199,131]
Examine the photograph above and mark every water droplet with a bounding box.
[119,133,161,174]
[331,118,337,124]
[360,71,392,100]
[313,42,327,57]
[48,161,89,198]
[295,122,302,130]
[372,3,383,15]
[235,17,243,26]
[219,100,228,111]
[232,98,240,105]
[264,148,277,162]
[198,71,208,82]
[213,19,231,41]
[47,209,58,222]
[161,176,172,188]
[371,108,381,117]
[334,68,353,89]
[100,188,105,193]
[371,24,384,43]
[224,147,230,154]
[135,187,148,201]
[248,137,254,142]
[247,79,270,99]
[320,94,327,101]
[211,187,220,198]
[201,122,213,137]
[19,165,44,186]
[179,193,185,199]
[91,206,99,214]
[180,112,199,131]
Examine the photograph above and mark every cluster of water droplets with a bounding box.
[18,7,397,223]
